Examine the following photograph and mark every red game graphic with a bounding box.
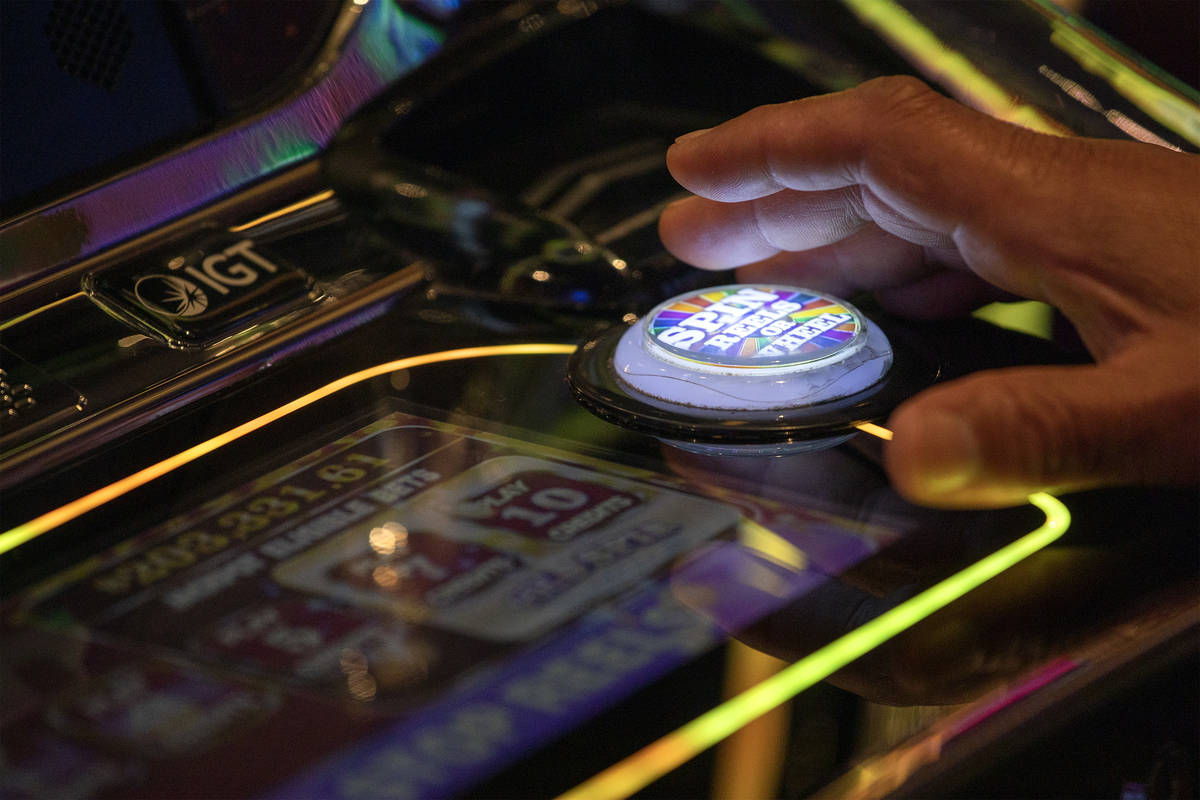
[272,455,740,641]
[46,662,279,759]
[327,526,522,610]
[450,470,640,542]
[193,597,376,676]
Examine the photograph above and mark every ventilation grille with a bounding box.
[43,0,133,91]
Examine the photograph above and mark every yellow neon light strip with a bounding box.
[558,491,1071,800]
[853,421,894,441]
[0,292,85,332]
[841,0,1069,136]
[0,344,577,555]
[1048,19,1200,147]
[227,190,336,232]
[2,336,1072,799]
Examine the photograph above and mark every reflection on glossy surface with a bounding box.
[732,544,1119,705]
[567,313,939,455]
[325,151,635,310]
[559,493,1070,800]
[0,344,578,554]
[369,521,408,556]
[615,286,892,413]
[373,565,401,589]
[659,443,1110,705]
[228,191,337,233]
[836,0,1199,148]
[738,518,809,572]
[0,0,443,288]
[340,648,378,702]
[1044,14,1200,145]
[1036,64,1182,150]
[4,2,1197,797]
[840,0,1068,134]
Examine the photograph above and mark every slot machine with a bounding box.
[2,2,1196,797]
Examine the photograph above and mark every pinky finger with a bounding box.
[875,268,1013,319]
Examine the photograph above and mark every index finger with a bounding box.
[665,76,1026,232]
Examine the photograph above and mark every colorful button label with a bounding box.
[644,285,862,370]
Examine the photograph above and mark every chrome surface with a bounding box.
[0,0,441,292]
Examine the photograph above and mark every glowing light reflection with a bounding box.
[0,0,446,283]
[0,344,577,555]
[369,522,407,555]
[841,0,1068,135]
[1047,17,1200,146]
[1038,64,1183,150]
[341,647,378,702]
[0,292,85,333]
[373,565,400,588]
[557,492,1071,800]
[853,421,894,441]
[737,519,807,570]
[228,190,336,232]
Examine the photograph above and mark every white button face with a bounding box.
[616,285,893,412]
[643,285,864,375]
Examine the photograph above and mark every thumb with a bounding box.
[883,352,1200,508]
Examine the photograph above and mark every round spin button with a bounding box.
[643,285,864,375]
[565,283,939,454]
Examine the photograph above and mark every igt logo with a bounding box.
[133,240,282,318]
[88,234,314,348]
[133,275,209,317]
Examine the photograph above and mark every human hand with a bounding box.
[659,76,1200,508]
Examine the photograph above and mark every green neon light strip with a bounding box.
[839,0,1067,135]
[1047,19,1200,146]
[558,491,1071,800]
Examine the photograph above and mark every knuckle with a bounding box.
[856,75,942,121]
[850,76,956,194]
[749,195,785,251]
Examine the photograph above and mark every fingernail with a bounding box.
[674,128,712,143]
[909,412,981,496]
